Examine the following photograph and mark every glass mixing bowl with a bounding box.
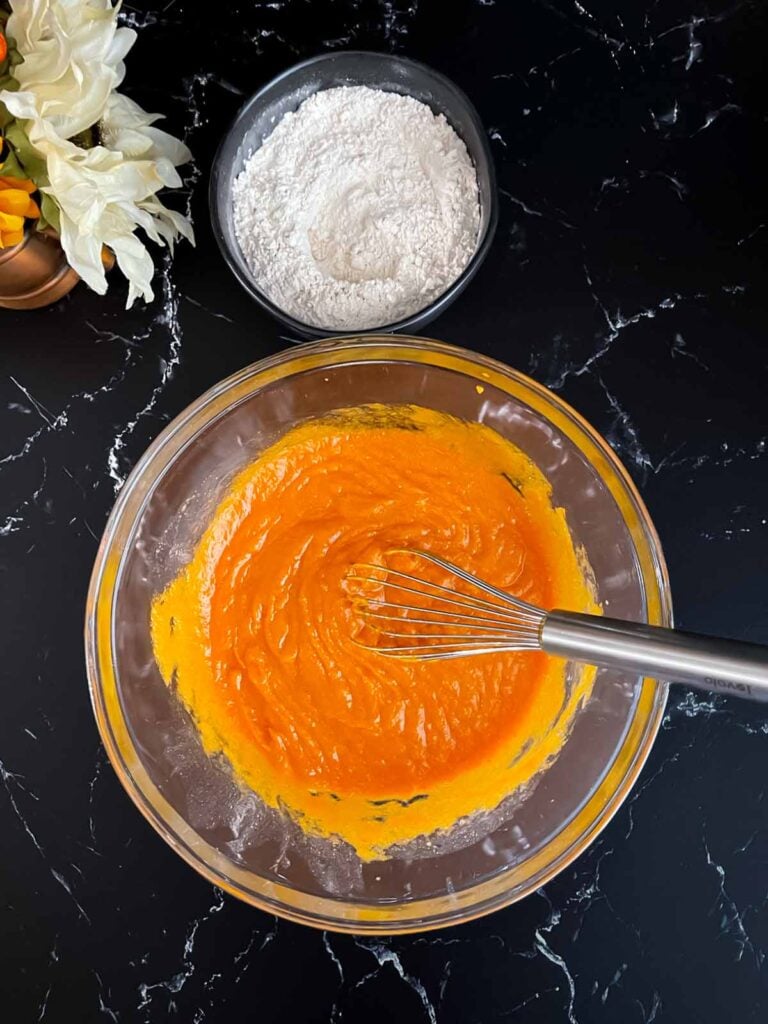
[85,338,671,934]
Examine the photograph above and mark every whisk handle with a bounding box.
[541,611,768,702]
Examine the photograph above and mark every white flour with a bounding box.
[232,86,480,330]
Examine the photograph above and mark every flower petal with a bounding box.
[5,1,137,138]
[107,231,155,307]
[101,93,192,165]
[58,208,108,295]
[0,209,25,231]
[0,229,25,248]
[0,175,38,193]
[0,187,38,217]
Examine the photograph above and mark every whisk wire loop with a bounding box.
[346,549,546,660]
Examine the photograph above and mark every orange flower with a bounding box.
[0,175,41,249]
[0,31,7,64]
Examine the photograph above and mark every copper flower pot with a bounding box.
[0,228,80,310]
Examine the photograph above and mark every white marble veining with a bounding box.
[1,1,767,1021]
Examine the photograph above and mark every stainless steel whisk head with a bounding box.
[346,549,546,660]
[344,548,768,703]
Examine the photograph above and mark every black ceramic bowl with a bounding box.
[209,51,498,339]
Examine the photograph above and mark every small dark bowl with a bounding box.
[209,51,498,339]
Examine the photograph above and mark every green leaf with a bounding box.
[0,140,26,178]
[0,77,19,129]
[4,120,48,185]
[38,192,61,234]
[0,70,19,91]
[1,12,25,131]
[1,19,25,106]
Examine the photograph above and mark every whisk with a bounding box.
[346,549,768,702]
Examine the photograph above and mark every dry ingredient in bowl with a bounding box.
[232,86,481,330]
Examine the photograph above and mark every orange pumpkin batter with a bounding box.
[151,405,597,860]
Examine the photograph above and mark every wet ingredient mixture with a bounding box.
[151,406,597,860]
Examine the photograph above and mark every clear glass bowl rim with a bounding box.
[85,336,671,934]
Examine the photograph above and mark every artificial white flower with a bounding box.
[25,115,193,305]
[3,0,135,139]
[100,92,192,166]
[0,0,194,306]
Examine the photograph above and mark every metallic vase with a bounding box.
[0,228,80,310]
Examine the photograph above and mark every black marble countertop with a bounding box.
[2,1,768,1020]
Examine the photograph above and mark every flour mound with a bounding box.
[232,86,481,330]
